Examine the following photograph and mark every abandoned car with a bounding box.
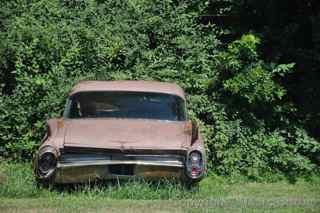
[34,80,206,185]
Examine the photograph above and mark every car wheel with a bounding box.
[184,180,199,191]
[35,177,54,189]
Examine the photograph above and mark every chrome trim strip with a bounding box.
[57,159,184,168]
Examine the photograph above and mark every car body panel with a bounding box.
[69,80,186,100]
[63,119,190,151]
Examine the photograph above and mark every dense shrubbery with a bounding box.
[0,0,319,178]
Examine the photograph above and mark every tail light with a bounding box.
[187,151,203,178]
[36,146,58,178]
[38,152,57,175]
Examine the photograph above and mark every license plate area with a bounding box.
[108,165,134,175]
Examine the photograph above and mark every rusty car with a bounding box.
[34,80,206,186]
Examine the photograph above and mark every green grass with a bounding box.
[0,162,319,212]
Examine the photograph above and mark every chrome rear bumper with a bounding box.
[53,153,186,183]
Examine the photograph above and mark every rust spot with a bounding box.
[135,166,181,178]
[58,119,64,129]
[184,121,192,135]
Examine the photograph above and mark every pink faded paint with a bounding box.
[69,80,186,100]
[63,118,191,151]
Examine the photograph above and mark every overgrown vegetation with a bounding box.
[0,163,319,212]
[0,0,319,180]
[1,162,319,199]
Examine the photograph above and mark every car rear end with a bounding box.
[35,147,206,184]
[34,81,207,185]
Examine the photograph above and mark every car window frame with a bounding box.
[63,91,187,122]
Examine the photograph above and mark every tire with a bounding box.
[182,178,200,191]
[35,177,54,189]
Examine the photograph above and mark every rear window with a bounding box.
[64,91,186,121]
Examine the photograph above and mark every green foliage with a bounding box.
[204,34,319,178]
[215,34,291,104]
[0,0,318,179]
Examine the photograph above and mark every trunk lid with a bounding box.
[63,119,190,152]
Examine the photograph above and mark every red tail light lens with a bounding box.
[188,151,203,178]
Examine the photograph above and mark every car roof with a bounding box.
[69,80,186,100]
